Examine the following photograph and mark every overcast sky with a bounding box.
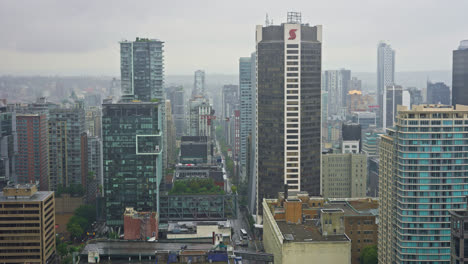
[0,0,466,76]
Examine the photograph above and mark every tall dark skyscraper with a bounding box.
[453,40,468,107]
[256,13,322,211]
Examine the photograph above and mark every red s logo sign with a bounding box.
[288,29,297,40]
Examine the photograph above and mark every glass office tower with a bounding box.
[102,101,163,226]
[379,104,468,264]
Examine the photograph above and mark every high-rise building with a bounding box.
[221,85,239,146]
[322,69,351,118]
[188,97,214,138]
[239,56,254,181]
[351,112,377,130]
[407,87,423,107]
[348,76,362,91]
[256,13,322,209]
[85,106,102,138]
[321,153,367,198]
[120,38,164,102]
[193,70,206,97]
[102,101,163,227]
[379,104,468,264]
[0,102,17,187]
[377,42,395,127]
[0,184,55,263]
[453,40,468,107]
[16,114,48,190]
[48,105,86,191]
[165,100,176,167]
[450,207,468,263]
[382,84,403,130]
[166,86,185,138]
[87,135,102,202]
[248,52,258,215]
[427,81,451,105]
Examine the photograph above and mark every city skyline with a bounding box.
[0,0,467,75]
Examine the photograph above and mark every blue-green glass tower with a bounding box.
[379,104,468,264]
[102,101,163,226]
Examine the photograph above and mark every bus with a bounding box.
[240,229,248,240]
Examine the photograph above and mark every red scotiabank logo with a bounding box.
[288,29,297,40]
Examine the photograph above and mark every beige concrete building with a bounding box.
[263,198,351,264]
[0,184,55,263]
[322,153,367,198]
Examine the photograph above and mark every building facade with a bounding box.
[16,114,48,190]
[120,38,164,102]
[322,69,351,118]
[48,106,86,191]
[256,17,322,210]
[193,70,205,97]
[0,185,55,263]
[239,56,253,181]
[102,102,163,226]
[377,42,395,127]
[453,40,468,107]
[321,153,367,198]
[0,103,17,187]
[450,208,468,264]
[379,104,468,264]
[383,84,403,130]
[166,86,185,138]
[427,81,450,105]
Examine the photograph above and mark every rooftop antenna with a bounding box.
[265,13,270,26]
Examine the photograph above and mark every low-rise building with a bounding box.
[263,198,351,264]
[123,207,158,240]
[0,184,55,263]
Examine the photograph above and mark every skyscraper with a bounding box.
[256,13,322,210]
[120,38,164,102]
[427,81,450,105]
[0,102,16,187]
[102,101,163,227]
[239,56,253,181]
[193,70,206,97]
[166,86,185,138]
[322,69,351,118]
[379,104,468,264]
[453,40,468,107]
[377,42,395,127]
[16,113,48,190]
[48,104,86,191]
[382,84,403,130]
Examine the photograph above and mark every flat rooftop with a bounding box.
[0,191,53,202]
[325,201,378,216]
[276,220,349,243]
[81,241,215,256]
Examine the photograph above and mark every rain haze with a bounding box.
[0,0,466,76]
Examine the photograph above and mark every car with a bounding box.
[235,241,242,246]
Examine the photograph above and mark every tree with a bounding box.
[360,245,377,264]
[68,223,83,240]
[231,185,237,193]
[75,205,96,223]
[57,242,68,256]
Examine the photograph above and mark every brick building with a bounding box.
[123,207,158,240]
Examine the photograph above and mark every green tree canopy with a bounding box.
[360,245,377,264]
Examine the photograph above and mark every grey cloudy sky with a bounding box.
[0,0,466,76]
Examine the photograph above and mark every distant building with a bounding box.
[362,130,384,157]
[322,153,367,198]
[0,184,55,263]
[351,112,377,131]
[124,207,158,240]
[193,70,206,97]
[377,42,395,128]
[263,197,351,264]
[188,97,214,138]
[407,87,423,107]
[87,135,102,203]
[427,81,451,105]
[323,69,351,118]
[166,86,185,138]
[383,84,403,130]
[0,102,17,187]
[221,85,239,147]
[48,105,86,191]
[367,157,379,197]
[180,136,213,164]
[120,38,164,102]
[342,123,361,153]
[102,101,163,227]
[348,77,362,91]
[452,40,468,107]
[239,56,254,181]
[450,208,468,263]
[165,100,176,167]
[85,106,102,138]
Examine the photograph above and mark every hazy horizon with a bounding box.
[1,0,467,76]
